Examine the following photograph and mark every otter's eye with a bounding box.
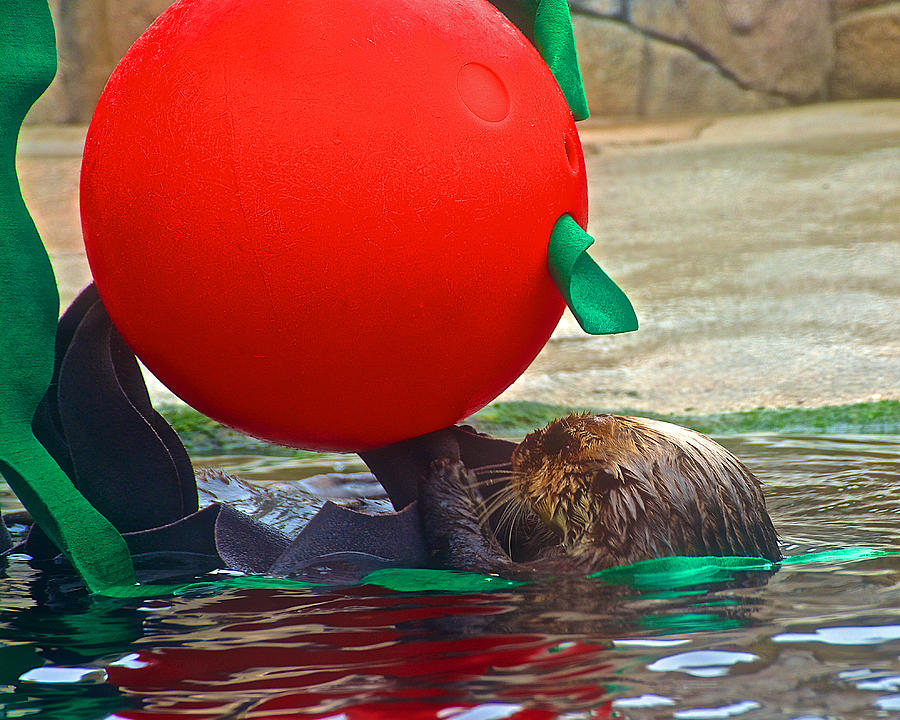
[542,424,569,455]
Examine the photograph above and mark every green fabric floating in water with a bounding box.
[777,547,898,565]
[0,0,137,595]
[591,548,900,591]
[70,548,899,601]
[173,575,323,595]
[103,569,522,599]
[590,555,777,591]
[548,214,639,335]
[361,568,524,593]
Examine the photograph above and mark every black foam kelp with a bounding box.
[0,0,135,592]
[14,285,517,590]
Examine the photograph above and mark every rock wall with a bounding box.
[573,0,900,115]
[25,0,900,123]
[26,0,173,124]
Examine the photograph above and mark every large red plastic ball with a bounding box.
[80,0,587,451]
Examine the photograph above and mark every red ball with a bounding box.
[80,0,587,451]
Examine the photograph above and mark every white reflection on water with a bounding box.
[612,693,676,708]
[773,625,900,645]
[857,676,900,691]
[18,666,108,684]
[441,704,523,720]
[108,653,149,669]
[874,694,900,711]
[613,638,692,648]
[646,650,759,677]
[673,701,761,719]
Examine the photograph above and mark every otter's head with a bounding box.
[510,414,633,552]
[509,413,782,567]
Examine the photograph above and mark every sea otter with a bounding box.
[19,283,780,581]
[419,414,782,575]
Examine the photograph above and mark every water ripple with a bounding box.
[646,650,759,677]
[673,701,762,719]
[773,625,900,646]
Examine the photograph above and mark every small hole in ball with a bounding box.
[564,131,580,172]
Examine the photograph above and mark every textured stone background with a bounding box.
[25,0,900,124]
[572,0,900,116]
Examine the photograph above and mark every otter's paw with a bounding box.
[419,458,512,574]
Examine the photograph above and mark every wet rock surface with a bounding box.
[17,101,900,414]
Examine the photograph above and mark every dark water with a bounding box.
[1,434,899,720]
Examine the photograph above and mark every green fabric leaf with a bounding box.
[72,548,900,600]
[590,555,777,591]
[172,576,324,595]
[490,1,589,120]
[778,547,898,566]
[533,0,590,120]
[362,568,525,593]
[590,548,900,591]
[0,0,137,594]
[548,214,638,335]
[102,570,521,599]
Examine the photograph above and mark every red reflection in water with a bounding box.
[112,702,610,720]
[104,588,616,719]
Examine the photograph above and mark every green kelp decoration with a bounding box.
[0,0,137,594]
[591,548,900,593]
[548,215,639,335]
[362,568,525,593]
[173,569,523,597]
[492,0,590,120]
[490,2,637,335]
[533,0,590,121]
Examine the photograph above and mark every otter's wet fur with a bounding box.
[420,414,781,575]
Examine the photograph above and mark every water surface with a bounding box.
[1,433,899,719]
